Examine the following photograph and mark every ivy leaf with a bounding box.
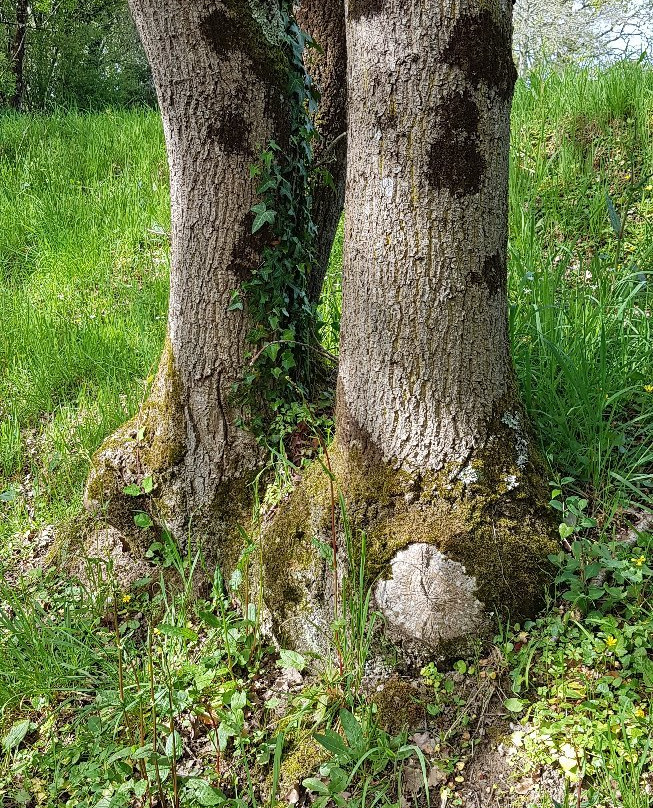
[252,209,276,233]
[228,290,243,311]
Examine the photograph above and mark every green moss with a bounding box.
[277,737,326,789]
[261,470,322,628]
[261,395,557,648]
[372,677,426,734]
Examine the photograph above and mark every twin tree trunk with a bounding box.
[86,0,555,660]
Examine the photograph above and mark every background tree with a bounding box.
[295,0,346,305]
[0,0,154,110]
[513,0,653,73]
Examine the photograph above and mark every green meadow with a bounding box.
[0,63,653,807]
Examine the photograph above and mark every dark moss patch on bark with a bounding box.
[428,89,485,196]
[200,1,288,90]
[348,0,385,21]
[441,10,517,102]
[228,211,273,280]
[470,251,505,294]
[208,108,253,155]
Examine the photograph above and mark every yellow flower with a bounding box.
[634,707,646,718]
[605,635,618,649]
[121,594,131,604]
[644,385,653,393]
[631,555,646,567]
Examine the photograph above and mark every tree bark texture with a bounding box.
[339,0,519,473]
[295,0,347,305]
[263,0,556,661]
[85,0,291,560]
[336,0,555,653]
[10,0,28,110]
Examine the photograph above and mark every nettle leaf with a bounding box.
[123,483,142,497]
[134,511,154,529]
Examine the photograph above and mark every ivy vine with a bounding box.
[231,10,334,451]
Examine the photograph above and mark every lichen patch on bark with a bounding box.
[199,0,287,88]
[347,0,386,22]
[470,251,506,294]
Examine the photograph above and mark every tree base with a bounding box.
[84,339,255,577]
[262,438,557,664]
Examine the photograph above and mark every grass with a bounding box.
[1,61,653,807]
[0,110,169,549]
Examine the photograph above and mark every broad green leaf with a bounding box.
[278,648,306,671]
[302,777,330,795]
[134,511,154,529]
[123,483,142,497]
[503,698,525,713]
[165,730,183,760]
[314,729,348,756]
[198,610,222,629]
[2,720,30,751]
[157,623,198,641]
[338,709,362,745]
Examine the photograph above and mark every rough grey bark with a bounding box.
[339,0,518,472]
[262,0,556,662]
[85,0,291,559]
[334,0,555,654]
[295,0,347,305]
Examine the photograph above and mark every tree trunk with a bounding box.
[85,0,292,566]
[263,0,556,661]
[295,0,347,305]
[9,0,28,110]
